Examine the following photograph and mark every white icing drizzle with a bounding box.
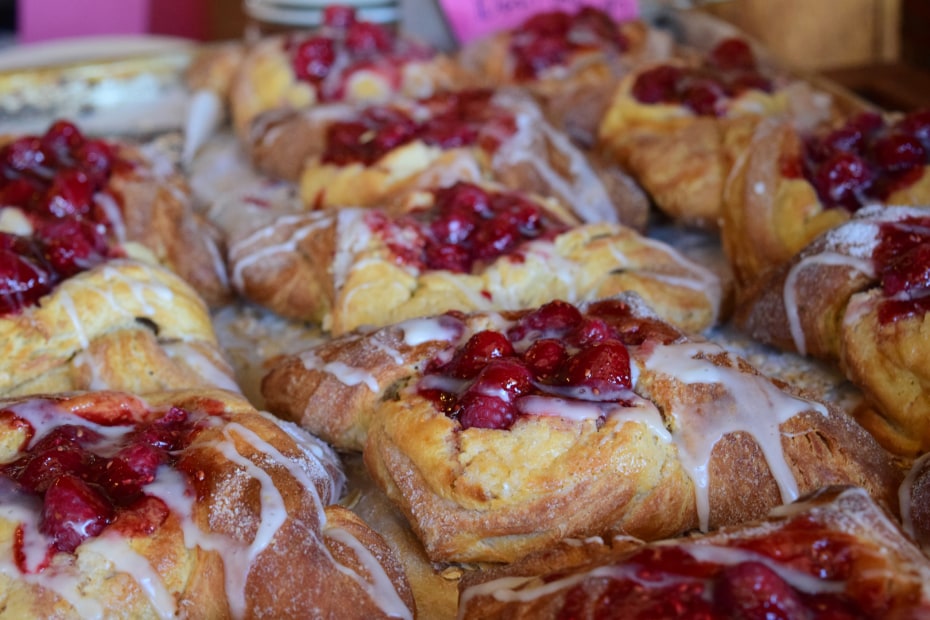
[333,209,374,292]
[0,207,32,235]
[299,351,380,393]
[900,451,930,541]
[398,316,462,347]
[783,253,874,355]
[323,526,413,620]
[166,342,241,393]
[0,552,105,619]
[94,192,126,244]
[369,335,406,365]
[642,341,827,531]
[58,290,90,348]
[6,399,135,453]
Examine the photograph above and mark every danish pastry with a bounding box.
[458,486,930,618]
[457,7,671,146]
[0,389,415,619]
[0,120,230,307]
[262,296,899,563]
[598,37,835,229]
[224,181,721,335]
[734,205,930,455]
[722,109,930,288]
[250,88,649,228]
[230,6,466,143]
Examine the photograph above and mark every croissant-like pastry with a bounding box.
[458,486,930,618]
[598,38,835,229]
[734,205,930,455]
[0,120,230,307]
[224,180,721,335]
[456,7,672,147]
[0,389,415,619]
[721,109,930,289]
[262,296,899,563]
[250,88,649,229]
[230,8,468,143]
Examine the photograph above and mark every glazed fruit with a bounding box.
[418,299,654,430]
[509,7,630,80]
[784,109,930,211]
[873,216,930,323]
[631,38,773,116]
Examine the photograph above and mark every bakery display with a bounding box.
[0,389,415,618]
[249,88,649,228]
[3,7,927,618]
[262,297,899,563]
[457,486,930,618]
[224,180,721,334]
[722,109,930,289]
[598,37,835,229]
[457,7,672,146]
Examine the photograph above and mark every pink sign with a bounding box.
[438,0,640,45]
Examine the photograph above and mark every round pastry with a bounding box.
[262,296,900,563]
[598,37,835,229]
[722,109,930,288]
[458,486,930,618]
[249,88,649,228]
[457,6,672,146]
[230,6,468,143]
[0,389,415,619]
[0,120,230,307]
[734,205,930,455]
[224,180,721,335]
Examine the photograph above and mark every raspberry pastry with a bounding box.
[262,297,899,563]
[722,109,930,288]
[225,181,721,335]
[250,88,649,228]
[458,486,930,619]
[598,37,834,229]
[230,6,467,143]
[457,7,671,146]
[734,205,930,456]
[0,120,229,306]
[0,389,415,619]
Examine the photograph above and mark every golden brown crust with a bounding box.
[0,260,237,397]
[263,302,900,564]
[0,389,415,619]
[457,486,930,619]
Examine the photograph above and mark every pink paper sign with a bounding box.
[438,0,640,45]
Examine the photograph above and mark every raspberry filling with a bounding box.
[0,403,210,571]
[369,181,569,274]
[321,90,517,166]
[508,7,630,81]
[0,121,126,315]
[872,215,930,323]
[631,38,773,116]
[417,299,679,430]
[783,109,930,211]
[287,7,433,102]
[554,520,873,620]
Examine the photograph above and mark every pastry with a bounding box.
[230,6,467,143]
[0,120,230,307]
[0,389,415,619]
[900,451,930,554]
[458,486,930,618]
[722,108,930,288]
[734,204,930,456]
[262,296,899,563]
[249,88,649,228]
[457,6,672,147]
[224,180,721,335]
[598,37,835,229]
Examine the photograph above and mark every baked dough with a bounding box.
[224,181,721,335]
[0,389,415,619]
[262,296,899,563]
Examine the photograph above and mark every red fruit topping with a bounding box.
[727,71,774,95]
[812,152,873,210]
[40,474,113,553]
[322,5,356,29]
[714,561,807,619]
[457,393,516,430]
[40,168,93,219]
[73,139,114,185]
[681,78,725,116]
[523,339,568,380]
[0,177,40,208]
[873,133,927,173]
[899,109,930,147]
[873,217,930,323]
[17,447,92,494]
[509,299,584,341]
[442,330,515,379]
[568,317,616,347]
[40,120,84,165]
[562,340,631,392]
[36,219,110,278]
[0,247,53,315]
[632,65,683,104]
[291,36,336,84]
[708,37,757,71]
[345,21,393,56]
[466,359,533,400]
[585,298,681,345]
[102,443,166,502]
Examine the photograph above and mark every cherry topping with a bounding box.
[40,474,113,553]
[458,393,516,430]
[872,133,926,173]
[681,78,724,117]
[0,245,53,315]
[873,217,930,323]
[523,339,568,381]
[563,340,632,392]
[812,152,874,210]
[292,36,336,84]
[708,37,757,71]
[714,561,807,619]
[322,5,356,29]
[344,21,392,55]
[632,65,683,104]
